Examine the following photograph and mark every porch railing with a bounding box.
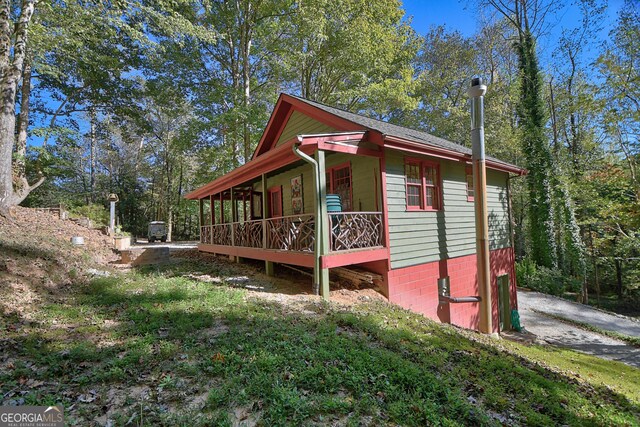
[329,212,383,251]
[199,211,383,253]
[266,214,315,252]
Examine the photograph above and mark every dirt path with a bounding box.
[518,290,640,368]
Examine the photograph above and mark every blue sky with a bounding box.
[401,0,623,66]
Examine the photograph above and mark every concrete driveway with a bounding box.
[517,289,640,368]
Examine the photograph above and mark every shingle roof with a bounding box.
[288,94,520,170]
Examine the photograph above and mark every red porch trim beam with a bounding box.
[198,244,315,268]
[320,248,388,269]
[384,135,526,175]
[185,138,304,200]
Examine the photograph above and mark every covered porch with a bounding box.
[188,132,389,297]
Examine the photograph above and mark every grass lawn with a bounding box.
[1,258,639,426]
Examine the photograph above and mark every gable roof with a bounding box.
[252,94,522,173]
[286,94,472,156]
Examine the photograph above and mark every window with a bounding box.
[405,162,422,209]
[466,166,474,202]
[404,158,441,211]
[327,163,352,211]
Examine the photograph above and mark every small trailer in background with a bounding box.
[148,221,167,243]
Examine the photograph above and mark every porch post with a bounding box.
[262,173,274,276]
[315,150,330,299]
[230,188,236,261]
[199,198,204,243]
[219,193,224,224]
[210,194,215,225]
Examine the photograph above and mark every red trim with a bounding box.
[404,157,442,211]
[379,154,391,257]
[271,107,294,150]
[465,166,474,202]
[385,135,526,175]
[282,95,365,134]
[185,138,302,199]
[387,137,464,162]
[316,140,381,158]
[320,247,388,269]
[252,97,291,159]
[326,162,353,211]
[198,244,315,267]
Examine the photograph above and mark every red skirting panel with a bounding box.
[385,247,517,333]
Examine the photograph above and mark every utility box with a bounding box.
[147,221,167,243]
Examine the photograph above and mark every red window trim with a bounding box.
[404,160,423,211]
[465,166,474,202]
[327,161,353,211]
[404,157,442,211]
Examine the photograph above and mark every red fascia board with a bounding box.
[384,135,526,175]
[320,247,388,269]
[384,136,466,162]
[252,96,291,160]
[317,140,381,158]
[198,244,315,267]
[186,138,305,200]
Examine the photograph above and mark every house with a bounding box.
[185,93,525,333]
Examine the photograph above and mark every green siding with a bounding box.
[385,149,511,269]
[265,163,315,217]
[252,153,381,218]
[325,153,380,212]
[276,111,336,146]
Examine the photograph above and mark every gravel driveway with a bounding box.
[517,290,640,368]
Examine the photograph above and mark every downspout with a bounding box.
[468,77,493,334]
[293,137,322,296]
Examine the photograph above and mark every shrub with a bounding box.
[69,204,109,227]
[516,258,581,296]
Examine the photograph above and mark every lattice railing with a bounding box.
[233,220,263,248]
[266,214,315,252]
[212,223,232,246]
[329,212,383,251]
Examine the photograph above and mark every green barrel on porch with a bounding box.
[327,194,342,244]
[326,194,342,213]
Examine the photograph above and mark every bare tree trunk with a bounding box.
[241,1,253,163]
[89,108,97,203]
[615,258,623,297]
[14,54,31,184]
[0,0,41,215]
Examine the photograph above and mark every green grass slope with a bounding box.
[1,257,638,426]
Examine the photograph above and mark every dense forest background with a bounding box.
[2,0,638,308]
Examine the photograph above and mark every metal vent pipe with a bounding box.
[468,78,493,334]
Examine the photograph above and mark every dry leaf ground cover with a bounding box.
[1,210,639,426]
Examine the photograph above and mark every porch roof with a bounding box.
[184,131,371,200]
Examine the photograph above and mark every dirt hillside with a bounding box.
[0,207,117,320]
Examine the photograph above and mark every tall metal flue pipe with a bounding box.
[468,78,493,334]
